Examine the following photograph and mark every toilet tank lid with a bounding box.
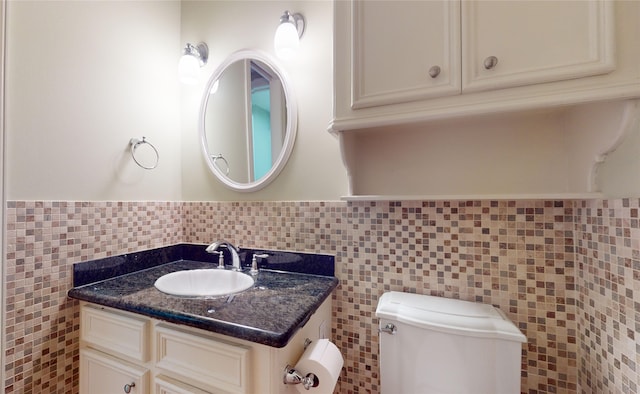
[375,292,526,343]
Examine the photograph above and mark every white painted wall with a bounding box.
[9,0,632,202]
[5,1,182,201]
[343,110,574,196]
[4,0,347,201]
[180,0,348,201]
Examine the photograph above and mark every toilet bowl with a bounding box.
[375,292,526,394]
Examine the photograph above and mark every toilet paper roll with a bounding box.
[294,339,344,394]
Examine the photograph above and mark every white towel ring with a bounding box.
[130,137,159,170]
[211,153,230,175]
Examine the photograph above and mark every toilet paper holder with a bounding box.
[283,365,319,390]
[283,338,319,390]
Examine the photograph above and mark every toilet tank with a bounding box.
[375,292,526,394]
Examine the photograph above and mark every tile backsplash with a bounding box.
[4,199,639,393]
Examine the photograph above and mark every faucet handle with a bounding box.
[209,250,225,268]
[205,243,219,253]
[250,253,269,275]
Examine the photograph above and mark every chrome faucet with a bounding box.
[205,241,241,271]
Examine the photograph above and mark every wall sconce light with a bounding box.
[178,42,208,85]
[274,11,305,60]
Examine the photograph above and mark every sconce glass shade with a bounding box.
[178,54,201,85]
[178,42,208,85]
[274,11,305,60]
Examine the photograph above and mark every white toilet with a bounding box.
[376,292,526,394]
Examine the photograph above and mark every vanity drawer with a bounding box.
[81,304,150,362]
[155,324,251,394]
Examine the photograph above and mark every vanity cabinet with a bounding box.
[79,300,332,394]
[332,0,637,131]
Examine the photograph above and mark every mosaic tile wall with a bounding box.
[183,200,578,393]
[3,201,183,393]
[3,199,639,393]
[574,199,640,393]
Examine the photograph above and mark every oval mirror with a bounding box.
[199,50,297,192]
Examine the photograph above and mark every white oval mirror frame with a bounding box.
[198,49,298,192]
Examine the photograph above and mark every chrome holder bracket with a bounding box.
[283,365,319,390]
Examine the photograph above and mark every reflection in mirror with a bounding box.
[249,60,286,180]
[199,50,297,192]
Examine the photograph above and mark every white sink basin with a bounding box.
[154,269,254,297]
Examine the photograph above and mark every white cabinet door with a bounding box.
[462,0,615,92]
[350,0,460,109]
[80,348,149,394]
[154,324,251,394]
[154,375,212,394]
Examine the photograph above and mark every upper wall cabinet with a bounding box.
[351,1,461,109]
[461,1,614,93]
[331,0,639,133]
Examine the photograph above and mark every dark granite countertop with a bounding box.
[68,244,338,348]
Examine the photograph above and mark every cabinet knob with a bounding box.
[123,382,136,393]
[483,56,498,70]
[428,65,441,78]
